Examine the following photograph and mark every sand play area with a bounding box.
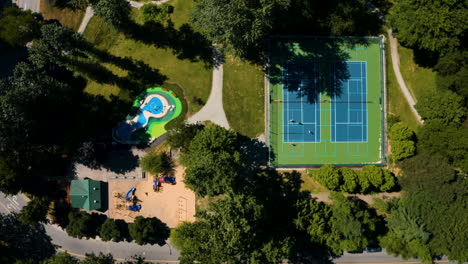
[108,166,195,228]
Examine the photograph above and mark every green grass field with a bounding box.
[384,38,421,132]
[268,37,385,166]
[82,1,212,114]
[397,45,437,100]
[223,56,265,138]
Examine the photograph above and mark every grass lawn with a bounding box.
[300,170,328,194]
[223,56,264,138]
[385,36,421,132]
[397,45,437,100]
[82,0,212,114]
[39,0,85,31]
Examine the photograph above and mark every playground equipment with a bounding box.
[125,187,136,201]
[157,176,176,185]
[128,204,141,211]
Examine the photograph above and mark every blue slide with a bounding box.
[125,187,136,201]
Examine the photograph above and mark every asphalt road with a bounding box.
[0,193,453,264]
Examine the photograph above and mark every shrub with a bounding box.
[128,216,170,245]
[99,218,127,242]
[391,140,416,161]
[313,164,342,191]
[339,167,358,193]
[66,211,98,239]
[380,169,397,192]
[141,3,174,24]
[389,123,414,141]
[361,165,384,190]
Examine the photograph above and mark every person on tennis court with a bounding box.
[308,130,314,134]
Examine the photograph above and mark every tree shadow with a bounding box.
[267,37,371,104]
[0,214,56,262]
[99,145,140,174]
[120,20,214,68]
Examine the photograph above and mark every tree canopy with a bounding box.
[139,151,171,175]
[0,6,41,47]
[389,0,468,54]
[128,216,169,245]
[416,89,466,126]
[182,125,243,196]
[93,0,131,29]
[190,0,290,58]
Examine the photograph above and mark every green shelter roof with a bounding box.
[70,179,102,211]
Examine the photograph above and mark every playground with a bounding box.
[107,166,195,228]
[113,87,182,144]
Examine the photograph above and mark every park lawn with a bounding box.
[40,0,85,31]
[223,56,265,138]
[300,170,328,194]
[82,1,212,113]
[385,37,421,132]
[397,44,437,100]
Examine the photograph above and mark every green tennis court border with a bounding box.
[266,36,386,167]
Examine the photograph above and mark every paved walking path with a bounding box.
[364,1,423,124]
[188,48,230,128]
[387,29,423,124]
[77,6,94,34]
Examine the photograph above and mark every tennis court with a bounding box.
[267,37,385,166]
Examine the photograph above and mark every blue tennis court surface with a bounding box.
[282,60,321,143]
[331,61,368,142]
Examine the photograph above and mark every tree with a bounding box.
[166,122,204,151]
[141,3,173,24]
[389,123,414,141]
[294,199,331,245]
[190,0,290,58]
[0,214,55,263]
[99,218,126,242]
[339,167,358,193]
[0,7,41,47]
[19,196,50,227]
[171,194,267,263]
[41,252,80,264]
[82,253,115,264]
[435,51,468,102]
[389,0,467,54]
[128,216,169,245]
[418,120,468,172]
[391,140,416,161]
[93,0,131,29]
[415,89,466,126]
[139,151,171,175]
[182,125,243,196]
[66,211,98,239]
[312,164,341,191]
[386,153,468,263]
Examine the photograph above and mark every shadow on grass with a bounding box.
[120,20,215,68]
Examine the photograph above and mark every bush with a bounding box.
[361,165,384,189]
[128,216,170,245]
[65,211,98,239]
[93,0,130,29]
[313,164,342,191]
[141,3,174,24]
[339,167,358,193]
[139,151,171,175]
[387,114,401,129]
[99,218,127,242]
[389,123,414,141]
[380,169,397,192]
[416,89,466,126]
[392,140,416,161]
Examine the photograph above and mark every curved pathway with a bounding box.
[188,47,230,128]
[387,29,423,124]
[364,1,423,124]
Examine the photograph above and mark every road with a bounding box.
[12,0,40,13]
[1,192,454,264]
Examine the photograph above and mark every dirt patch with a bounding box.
[108,166,195,228]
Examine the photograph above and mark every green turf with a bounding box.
[268,37,385,166]
[223,55,265,138]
